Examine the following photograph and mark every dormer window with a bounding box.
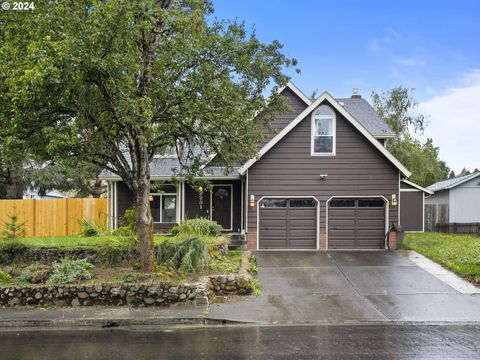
[311,105,336,156]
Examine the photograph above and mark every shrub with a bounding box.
[16,264,52,284]
[170,225,180,236]
[0,271,11,285]
[1,206,26,240]
[177,218,221,237]
[156,236,209,274]
[0,240,28,254]
[78,218,105,237]
[48,258,95,284]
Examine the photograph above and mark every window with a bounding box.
[358,199,384,208]
[260,198,317,208]
[311,105,335,155]
[149,186,177,223]
[330,199,355,207]
[260,199,287,208]
[289,199,317,208]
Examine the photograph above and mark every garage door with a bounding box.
[259,198,317,249]
[328,198,386,249]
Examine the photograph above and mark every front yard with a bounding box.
[403,232,480,285]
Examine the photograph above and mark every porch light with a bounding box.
[198,186,204,209]
[249,194,255,208]
[148,195,154,202]
[391,194,398,206]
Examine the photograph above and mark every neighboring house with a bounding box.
[400,179,433,232]
[426,171,480,224]
[23,189,67,199]
[100,82,423,250]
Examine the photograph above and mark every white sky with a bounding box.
[419,69,480,174]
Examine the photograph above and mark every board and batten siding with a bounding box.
[449,177,480,223]
[400,182,424,232]
[247,99,400,249]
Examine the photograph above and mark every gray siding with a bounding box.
[425,190,449,205]
[248,100,399,239]
[116,181,134,225]
[400,191,424,231]
[184,180,242,233]
[449,177,480,222]
[259,87,308,147]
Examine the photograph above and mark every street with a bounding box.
[1,324,479,359]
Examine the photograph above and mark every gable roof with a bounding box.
[278,82,312,106]
[427,171,480,192]
[239,91,411,177]
[401,179,434,194]
[337,98,395,138]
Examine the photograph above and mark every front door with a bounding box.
[211,185,232,230]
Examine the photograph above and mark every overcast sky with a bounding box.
[212,0,480,174]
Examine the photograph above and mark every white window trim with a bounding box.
[150,191,178,224]
[311,106,336,156]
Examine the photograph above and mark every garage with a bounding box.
[258,198,318,249]
[328,198,386,249]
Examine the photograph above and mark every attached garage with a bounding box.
[258,198,318,249]
[327,198,387,250]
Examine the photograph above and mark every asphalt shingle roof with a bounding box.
[427,171,480,192]
[336,97,395,137]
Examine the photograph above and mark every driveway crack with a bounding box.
[329,254,393,322]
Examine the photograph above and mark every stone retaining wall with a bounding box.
[0,274,251,307]
[0,243,229,266]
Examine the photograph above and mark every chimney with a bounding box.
[351,88,362,99]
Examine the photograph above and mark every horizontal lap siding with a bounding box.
[248,101,399,234]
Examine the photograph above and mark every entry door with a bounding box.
[211,185,232,230]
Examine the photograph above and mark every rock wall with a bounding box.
[0,274,251,307]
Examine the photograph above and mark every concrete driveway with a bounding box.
[208,251,480,324]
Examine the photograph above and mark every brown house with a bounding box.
[100,82,426,250]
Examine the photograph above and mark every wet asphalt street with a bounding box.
[1,324,479,359]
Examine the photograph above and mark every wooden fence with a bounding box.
[434,223,480,235]
[425,204,449,232]
[0,198,107,237]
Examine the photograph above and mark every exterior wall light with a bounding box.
[391,194,398,206]
[249,194,255,208]
[197,186,204,209]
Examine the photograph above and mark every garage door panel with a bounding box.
[329,198,386,249]
[259,199,317,249]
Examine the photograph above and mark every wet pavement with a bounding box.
[1,324,479,359]
[208,251,480,324]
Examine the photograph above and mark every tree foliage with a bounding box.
[1,1,297,270]
[371,87,449,187]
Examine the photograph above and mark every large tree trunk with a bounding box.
[134,155,154,271]
[6,168,24,199]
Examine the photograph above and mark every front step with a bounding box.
[228,234,246,250]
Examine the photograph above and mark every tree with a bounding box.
[371,87,449,187]
[448,170,456,179]
[2,1,296,270]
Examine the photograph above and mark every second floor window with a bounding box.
[311,105,336,156]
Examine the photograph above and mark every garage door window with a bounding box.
[260,198,317,208]
[358,199,385,207]
[330,199,355,207]
[260,199,287,208]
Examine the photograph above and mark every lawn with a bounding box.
[403,232,480,285]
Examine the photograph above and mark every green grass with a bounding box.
[5,235,120,248]
[209,250,242,273]
[403,232,480,284]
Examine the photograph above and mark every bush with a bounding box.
[48,258,95,284]
[0,240,28,254]
[16,264,52,284]
[156,236,209,274]
[0,271,11,285]
[78,218,105,237]
[176,218,222,237]
[170,225,180,236]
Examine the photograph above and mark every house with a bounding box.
[100,82,423,250]
[399,179,433,232]
[23,189,67,199]
[425,171,480,225]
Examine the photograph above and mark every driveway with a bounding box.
[208,251,480,324]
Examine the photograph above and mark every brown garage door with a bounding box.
[259,198,317,249]
[328,198,386,249]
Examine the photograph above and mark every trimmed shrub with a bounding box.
[48,258,95,284]
[177,218,222,237]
